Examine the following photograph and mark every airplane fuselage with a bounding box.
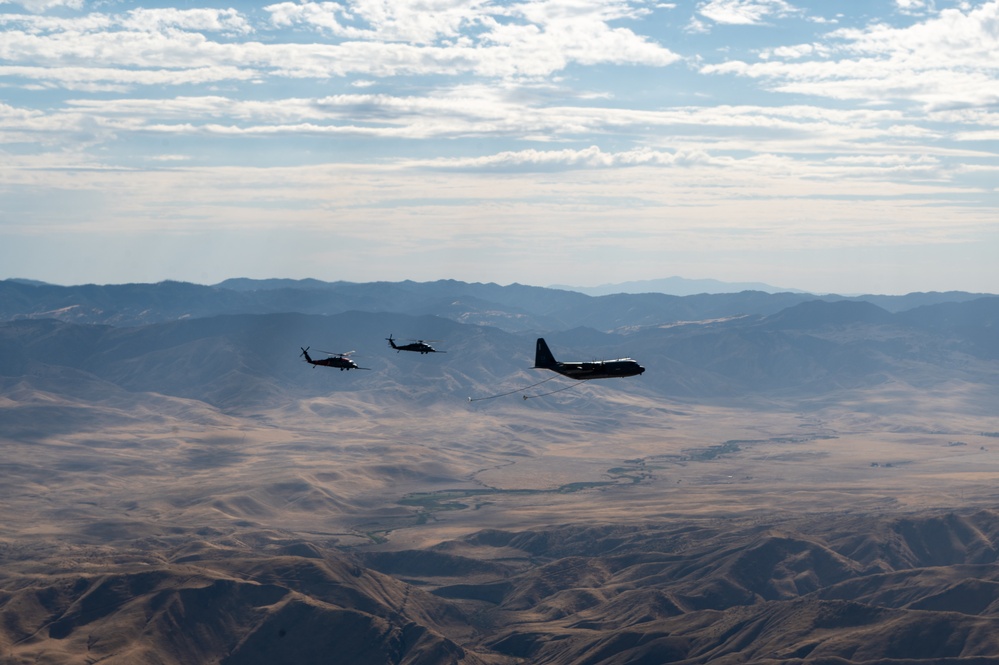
[533,338,644,380]
[544,359,644,380]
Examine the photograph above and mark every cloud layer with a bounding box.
[1,0,997,293]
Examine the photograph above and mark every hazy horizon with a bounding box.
[6,274,997,298]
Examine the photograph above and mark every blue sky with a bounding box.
[1,0,997,294]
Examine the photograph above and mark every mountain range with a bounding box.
[2,278,991,330]
[1,278,997,408]
[3,277,999,664]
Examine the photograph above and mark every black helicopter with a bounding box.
[386,335,444,354]
[300,347,369,371]
[533,338,644,380]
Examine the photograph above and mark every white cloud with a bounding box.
[895,0,931,15]
[703,0,999,109]
[262,0,681,73]
[265,0,484,44]
[9,0,83,12]
[763,43,816,59]
[28,91,932,152]
[0,65,259,92]
[953,129,999,141]
[1,150,986,248]
[0,1,678,85]
[413,145,688,169]
[684,16,708,33]
[122,8,254,35]
[697,0,799,25]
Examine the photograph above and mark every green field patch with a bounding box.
[684,440,741,461]
[557,481,616,493]
[398,494,470,512]
[680,434,837,463]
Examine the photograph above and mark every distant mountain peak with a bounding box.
[550,276,808,297]
[4,278,52,287]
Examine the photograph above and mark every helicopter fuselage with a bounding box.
[301,347,364,370]
[387,335,440,354]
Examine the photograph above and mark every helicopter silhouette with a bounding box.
[386,335,445,354]
[300,347,369,371]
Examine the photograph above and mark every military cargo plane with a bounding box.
[533,338,644,380]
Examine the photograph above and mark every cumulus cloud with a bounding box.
[705,0,999,109]
[10,0,84,12]
[697,0,799,25]
[122,8,254,35]
[415,145,679,169]
[263,0,682,74]
[895,0,931,15]
[265,0,483,44]
[0,0,678,87]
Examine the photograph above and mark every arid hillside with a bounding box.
[6,507,999,663]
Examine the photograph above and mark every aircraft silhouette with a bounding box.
[300,347,369,371]
[386,335,444,354]
[533,338,644,380]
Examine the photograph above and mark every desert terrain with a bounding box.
[5,384,999,663]
[2,280,999,663]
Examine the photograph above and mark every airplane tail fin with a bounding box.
[534,338,558,368]
[386,335,398,350]
[301,347,313,363]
